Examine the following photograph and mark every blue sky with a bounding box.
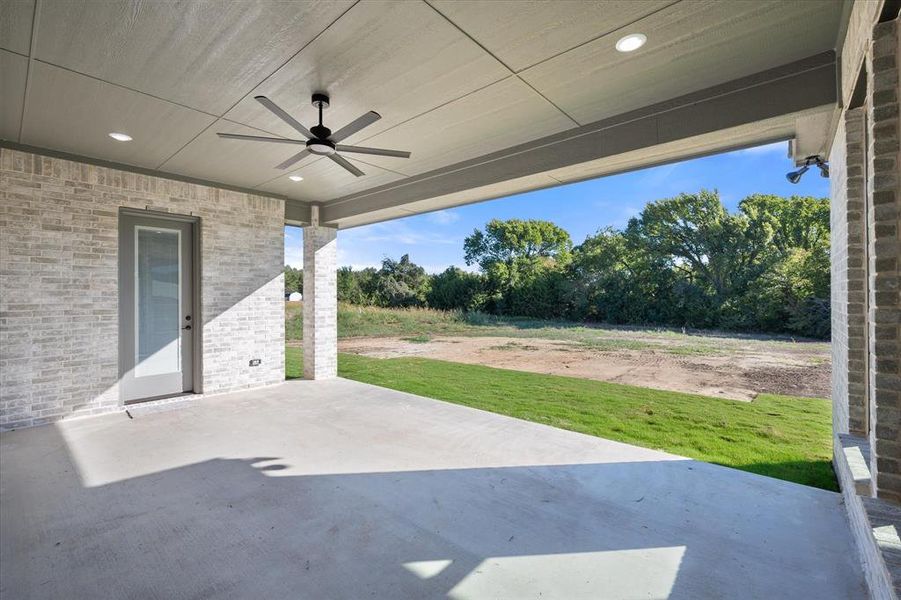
[284,141,830,272]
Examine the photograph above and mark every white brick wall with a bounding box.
[832,108,870,437]
[0,149,285,429]
[302,224,337,380]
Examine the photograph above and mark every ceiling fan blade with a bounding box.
[217,133,306,144]
[330,111,381,142]
[335,145,411,158]
[255,96,313,139]
[275,149,311,170]
[329,153,365,177]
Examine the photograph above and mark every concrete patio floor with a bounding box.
[1,378,865,599]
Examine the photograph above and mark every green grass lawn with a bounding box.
[285,346,836,491]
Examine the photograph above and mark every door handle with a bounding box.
[182,325,192,330]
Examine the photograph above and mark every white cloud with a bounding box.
[336,246,380,270]
[425,209,460,225]
[591,201,642,229]
[355,221,457,246]
[419,263,475,274]
[284,246,303,268]
[737,141,787,156]
[283,226,304,267]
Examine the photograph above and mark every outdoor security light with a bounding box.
[786,165,809,184]
[786,156,828,184]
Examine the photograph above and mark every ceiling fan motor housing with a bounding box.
[307,138,336,155]
[308,93,335,154]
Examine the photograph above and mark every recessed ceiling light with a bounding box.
[289,175,304,182]
[615,33,647,53]
[108,132,132,142]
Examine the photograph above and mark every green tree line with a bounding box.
[286,190,831,338]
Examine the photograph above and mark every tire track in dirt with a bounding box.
[338,335,831,401]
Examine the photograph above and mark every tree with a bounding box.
[324,191,831,337]
[284,266,302,295]
[373,254,430,308]
[625,190,770,309]
[569,227,678,324]
[337,266,370,305]
[464,218,572,271]
[741,194,830,259]
[464,219,572,315]
[575,191,830,335]
[735,194,830,336]
[427,267,484,311]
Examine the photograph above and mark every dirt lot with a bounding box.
[338,334,831,401]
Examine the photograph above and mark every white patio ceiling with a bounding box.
[1,0,846,227]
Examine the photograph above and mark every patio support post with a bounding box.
[302,206,338,380]
[866,17,901,503]
[831,107,869,438]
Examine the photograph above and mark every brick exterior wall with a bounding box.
[835,435,899,600]
[840,0,885,105]
[868,18,901,503]
[302,224,337,380]
[832,108,870,436]
[0,148,285,429]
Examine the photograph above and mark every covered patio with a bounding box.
[0,379,865,598]
[1,0,900,597]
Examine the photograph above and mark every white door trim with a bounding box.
[118,210,201,404]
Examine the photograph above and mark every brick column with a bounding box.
[867,18,901,503]
[832,108,870,437]
[302,209,338,380]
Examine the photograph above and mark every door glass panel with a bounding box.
[135,226,181,377]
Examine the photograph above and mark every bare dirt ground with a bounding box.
[338,334,831,401]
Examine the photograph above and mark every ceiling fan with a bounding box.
[217,93,410,177]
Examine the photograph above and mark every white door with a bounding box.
[119,213,195,402]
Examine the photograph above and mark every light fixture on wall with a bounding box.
[289,175,303,182]
[786,155,828,183]
[108,132,132,142]
[615,33,647,52]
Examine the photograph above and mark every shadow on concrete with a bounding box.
[0,424,864,599]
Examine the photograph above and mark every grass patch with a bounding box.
[401,334,432,343]
[284,346,836,491]
[488,341,540,351]
[577,339,653,352]
[285,303,829,358]
[664,344,723,356]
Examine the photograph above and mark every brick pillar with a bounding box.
[832,108,870,437]
[302,209,338,380]
[867,18,901,503]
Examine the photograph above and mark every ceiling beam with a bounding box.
[321,51,837,227]
[285,200,312,226]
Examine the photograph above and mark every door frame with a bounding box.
[118,208,202,404]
